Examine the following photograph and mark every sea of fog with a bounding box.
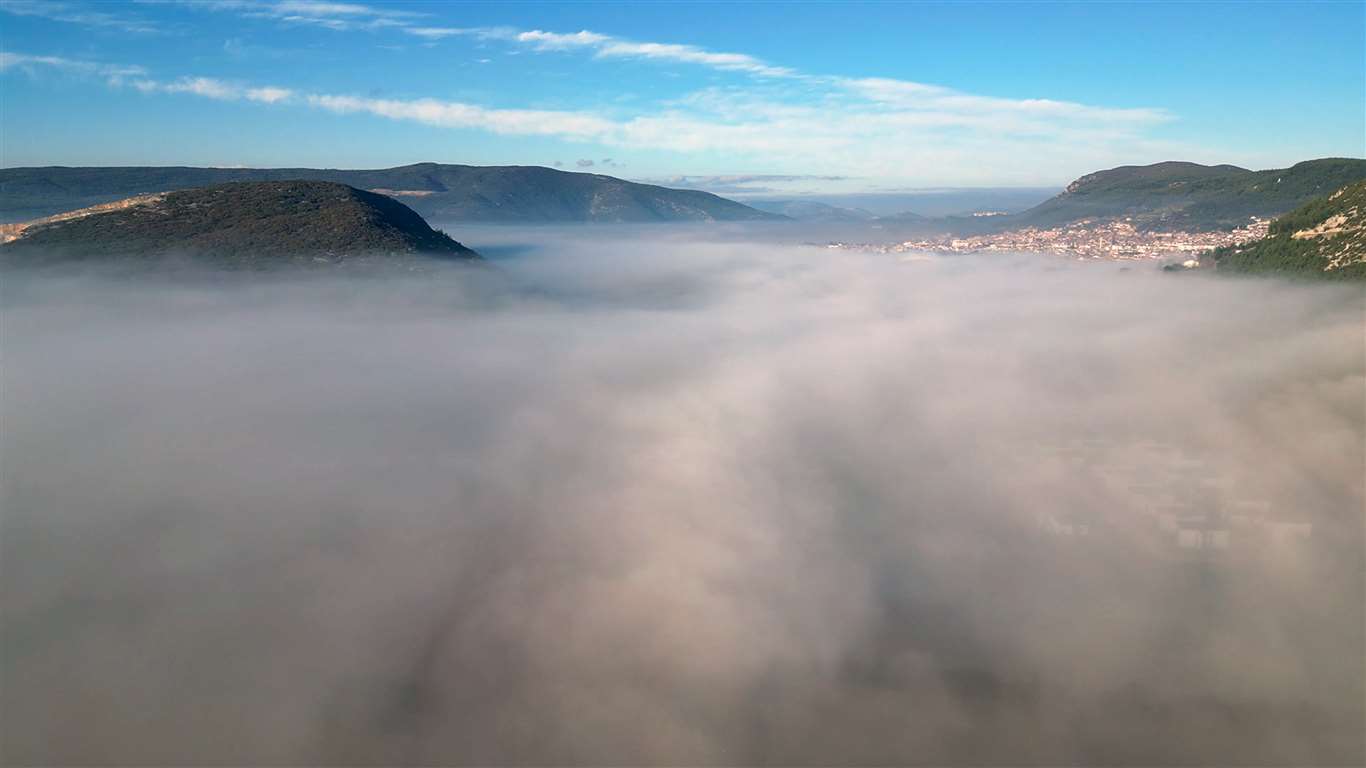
[2,226,1363,765]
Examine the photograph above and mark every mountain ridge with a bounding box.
[1,181,479,267]
[1013,158,1366,232]
[0,163,783,224]
[746,199,879,222]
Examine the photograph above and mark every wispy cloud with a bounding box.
[381,24,1165,128]
[843,77,1170,126]
[400,25,797,78]
[595,40,796,78]
[153,76,238,99]
[168,0,419,31]
[273,0,404,16]
[0,52,147,82]
[245,85,293,103]
[1,54,271,102]
[128,74,292,103]
[512,29,610,48]
[404,26,465,39]
[1,0,162,33]
[2,38,1185,184]
[304,94,615,138]
[136,78,1177,182]
[173,7,800,80]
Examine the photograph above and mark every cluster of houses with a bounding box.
[825,216,1271,262]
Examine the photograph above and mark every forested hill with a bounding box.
[1,181,480,267]
[1210,180,1366,279]
[1012,158,1366,232]
[0,163,782,223]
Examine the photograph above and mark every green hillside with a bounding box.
[1210,181,1366,279]
[1017,158,1366,232]
[1,181,479,268]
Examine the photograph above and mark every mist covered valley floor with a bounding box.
[2,226,1364,765]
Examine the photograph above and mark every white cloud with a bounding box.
[0,0,161,33]
[842,77,1170,126]
[246,86,294,103]
[405,26,465,39]
[406,25,797,78]
[304,94,616,138]
[276,86,1182,184]
[2,32,1188,185]
[377,26,1160,132]
[173,0,794,81]
[127,74,295,104]
[0,53,77,71]
[0,52,147,83]
[163,76,240,99]
[179,0,420,31]
[515,29,610,49]
[594,41,795,77]
[105,10,1184,177]
[273,1,391,16]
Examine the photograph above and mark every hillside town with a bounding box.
[828,216,1270,261]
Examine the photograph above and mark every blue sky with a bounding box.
[1,0,1362,192]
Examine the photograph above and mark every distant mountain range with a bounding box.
[4,158,1362,236]
[1,181,478,267]
[1209,180,1366,279]
[749,159,1366,232]
[1007,158,1366,232]
[0,163,782,224]
[746,199,879,222]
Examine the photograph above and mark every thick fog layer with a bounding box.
[2,232,1363,765]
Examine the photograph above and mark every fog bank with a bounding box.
[2,234,1363,765]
